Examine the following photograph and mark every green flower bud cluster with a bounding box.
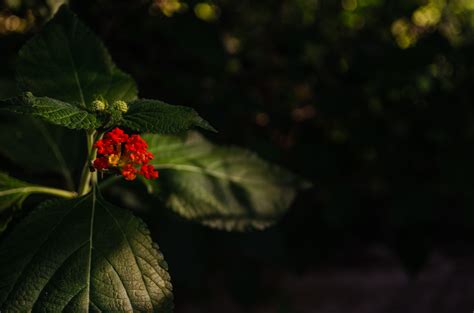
[89,98,128,113]
[91,99,107,111]
[113,100,128,113]
[89,97,130,128]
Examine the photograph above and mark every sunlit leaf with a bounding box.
[143,132,311,231]
[0,187,173,312]
[0,93,102,130]
[122,99,216,134]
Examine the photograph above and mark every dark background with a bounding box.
[2,0,474,312]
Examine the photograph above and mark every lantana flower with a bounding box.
[93,128,159,181]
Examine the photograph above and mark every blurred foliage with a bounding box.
[2,0,474,311]
[151,0,187,17]
[391,0,474,48]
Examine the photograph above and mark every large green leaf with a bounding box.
[0,115,84,190]
[122,99,216,134]
[0,188,173,312]
[143,132,311,231]
[16,5,137,107]
[0,93,102,130]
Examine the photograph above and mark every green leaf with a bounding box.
[0,115,84,190]
[0,172,77,234]
[0,188,173,312]
[0,172,34,211]
[16,5,137,107]
[0,171,78,233]
[1,93,102,130]
[143,132,311,231]
[0,172,34,233]
[122,99,216,134]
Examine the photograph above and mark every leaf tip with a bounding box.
[199,119,218,133]
[300,179,314,190]
[55,3,73,16]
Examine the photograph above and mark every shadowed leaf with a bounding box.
[143,132,311,231]
[16,5,137,107]
[0,115,83,190]
[0,172,76,234]
[0,172,34,233]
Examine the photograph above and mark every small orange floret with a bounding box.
[121,163,137,181]
[92,128,159,181]
[108,154,120,166]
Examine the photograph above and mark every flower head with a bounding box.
[93,128,158,181]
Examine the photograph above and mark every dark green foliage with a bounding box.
[0,188,173,312]
[5,6,213,135]
[0,171,77,235]
[144,132,309,231]
[0,172,34,233]
[0,172,36,210]
[0,116,83,189]
[0,4,308,312]
[16,6,138,107]
[0,0,471,310]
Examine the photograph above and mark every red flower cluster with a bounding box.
[93,128,159,181]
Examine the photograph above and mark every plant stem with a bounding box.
[77,166,92,196]
[78,130,100,196]
[0,186,76,199]
[22,186,77,199]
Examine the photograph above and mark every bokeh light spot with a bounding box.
[194,3,219,22]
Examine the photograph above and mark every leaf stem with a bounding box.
[78,130,101,196]
[0,186,77,199]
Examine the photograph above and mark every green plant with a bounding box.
[0,6,309,312]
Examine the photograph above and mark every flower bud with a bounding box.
[113,100,128,113]
[91,99,106,111]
